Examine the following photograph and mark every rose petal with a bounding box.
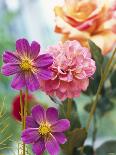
[2,63,20,76]
[53,132,67,144]
[32,105,45,124]
[35,54,53,67]
[11,72,25,90]
[16,38,30,57]
[37,68,52,80]
[31,41,40,59]
[25,72,40,91]
[45,134,60,155]
[3,51,20,63]
[52,119,70,132]
[46,107,58,124]
[32,138,45,155]
[26,116,38,128]
[21,128,39,144]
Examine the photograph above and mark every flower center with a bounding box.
[20,59,32,71]
[38,122,51,136]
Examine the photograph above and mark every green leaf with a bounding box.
[96,141,116,155]
[111,70,116,89]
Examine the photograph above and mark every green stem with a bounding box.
[66,99,72,120]
[24,88,28,129]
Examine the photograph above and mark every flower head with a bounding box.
[1,39,53,91]
[54,0,116,55]
[21,105,70,155]
[40,40,96,100]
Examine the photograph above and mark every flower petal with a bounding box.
[25,72,40,91]
[21,128,39,144]
[45,134,60,155]
[46,107,58,124]
[3,51,20,63]
[11,72,25,90]
[52,119,70,132]
[37,68,52,80]
[26,116,38,128]
[31,41,40,59]
[2,63,20,76]
[16,38,30,56]
[32,138,45,155]
[32,105,45,124]
[35,54,53,67]
[53,132,67,144]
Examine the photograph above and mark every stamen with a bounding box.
[20,58,32,71]
[38,122,51,136]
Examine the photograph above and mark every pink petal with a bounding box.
[3,51,20,63]
[46,107,59,124]
[31,41,40,59]
[32,138,45,155]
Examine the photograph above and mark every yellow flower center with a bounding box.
[20,58,32,71]
[38,122,51,136]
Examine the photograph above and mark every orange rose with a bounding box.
[54,0,116,55]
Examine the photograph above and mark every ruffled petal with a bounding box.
[32,105,45,124]
[52,119,70,132]
[32,138,45,155]
[2,63,20,76]
[45,134,60,155]
[37,68,52,80]
[3,51,20,63]
[26,116,38,128]
[21,128,39,144]
[25,72,40,91]
[11,72,25,90]
[53,132,67,144]
[16,38,30,57]
[30,41,40,59]
[35,54,53,67]
[46,107,58,124]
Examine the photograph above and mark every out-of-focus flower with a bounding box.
[12,94,37,121]
[54,0,116,55]
[40,40,96,100]
[21,105,70,155]
[1,38,53,91]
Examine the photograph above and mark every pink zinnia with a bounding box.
[40,40,96,100]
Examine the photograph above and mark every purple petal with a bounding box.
[35,54,53,67]
[32,105,45,124]
[46,107,58,124]
[37,68,52,80]
[45,134,60,155]
[31,41,40,59]
[26,116,38,128]
[11,72,25,90]
[52,119,70,132]
[21,128,39,144]
[2,63,20,76]
[16,38,30,57]
[32,138,45,155]
[25,72,40,91]
[3,51,20,63]
[53,132,67,144]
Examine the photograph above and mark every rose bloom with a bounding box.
[54,0,116,55]
[21,105,70,155]
[40,40,96,100]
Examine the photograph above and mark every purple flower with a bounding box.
[21,105,70,155]
[1,38,53,91]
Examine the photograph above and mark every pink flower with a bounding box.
[40,40,96,100]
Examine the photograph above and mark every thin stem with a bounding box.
[66,98,72,120]
[24,88,28,129]
[20,90,23,129]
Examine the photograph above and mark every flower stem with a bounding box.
[66,98,72,120]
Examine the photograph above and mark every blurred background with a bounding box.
[0,0,116,155]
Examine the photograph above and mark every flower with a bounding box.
[21,105,70,155]
[54,0,116,55]
[11,94,36,121]
[1,39,53,91]
[40,40,96,100]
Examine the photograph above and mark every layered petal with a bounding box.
[53,132,67,144]
[46,107,58,124]
[26,116,38,128]
[21,128,39,144]
[52,119,70,132]
[32,138,45,155]
[32,105,45,124]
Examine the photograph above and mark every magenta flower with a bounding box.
[40,40,96,100]
[21,105,70,155]
[1,39,53,91]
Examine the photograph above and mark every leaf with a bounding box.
[110,70,116,89]
[96,140,116,155]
